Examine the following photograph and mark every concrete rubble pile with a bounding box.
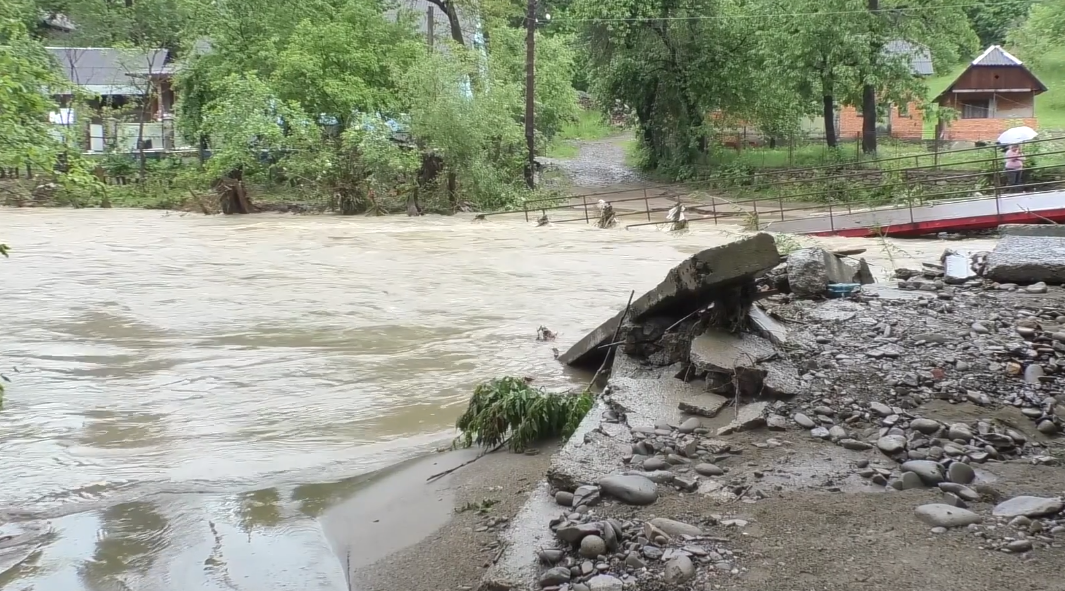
[479,231,1065,591]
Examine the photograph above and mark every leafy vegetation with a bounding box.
[454,377,593,452]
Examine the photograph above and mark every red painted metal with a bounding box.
[812,207,1065,238]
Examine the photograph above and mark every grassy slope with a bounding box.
[543,110,616,158]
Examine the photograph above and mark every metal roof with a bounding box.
[45,47,170,95]
[884,40,934,76]
[971,45,1024,67]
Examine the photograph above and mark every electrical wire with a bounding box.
[553,2,980,23]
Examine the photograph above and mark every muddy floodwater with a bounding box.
[0,209,998,590]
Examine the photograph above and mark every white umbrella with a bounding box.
[997,126,1038,145]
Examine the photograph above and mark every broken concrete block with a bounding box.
[690,331,776,373]
[856,258,876,285]
[787,247,859,297]
[559,234,780,367]
[716,401,769,435]
[942,249,976,284]
[748,306,787,345]
[678,395,729,418]
[999,224,1065,238]
[985,235,1065,284]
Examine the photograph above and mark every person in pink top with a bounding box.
[1004,144,1025,189]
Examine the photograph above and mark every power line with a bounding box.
[555,2,979,23]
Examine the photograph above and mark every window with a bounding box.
[961,99,991,119]
[898,102,910,117]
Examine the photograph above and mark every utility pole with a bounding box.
[427,6,434,54]
[861,0,879,154]
[524,0,536,189]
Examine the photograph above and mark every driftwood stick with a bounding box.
[665,302,716,334]
[426,438,509,483]
[586,290,636,392]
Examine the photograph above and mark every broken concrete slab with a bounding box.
[985,235,1065,284]
[716,401,768,435]
[942,249,976,284]
[787,247,860,297]
[999,224,1065,238]
[558,234,780,368]
[690,331,776,373]
[749,306,787,345]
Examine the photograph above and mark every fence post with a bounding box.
[828,202,835,233]
[752,198,759,229]
[934,138,940,171]
[712,196,718,225]
[644,188,651,221]
[582,195,589,223]
[992,149,1002,221]
[523,200,529,222]
[778,195,785,221]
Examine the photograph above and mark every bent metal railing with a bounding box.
[478,136,1065,234]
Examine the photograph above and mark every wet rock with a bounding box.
[642,457,668,471]
[767,414,787,431]
[1038,420,1059,435]
[939,483,979,502]
[811,427,830,439]
[663,555,696,584]
[717,401,768,436]
[947,462,975,485]
[914,504,983,528]
[1006,539,1034,553]
[556,522,605,544]
[538,549,564,565]
[1026,282,1048,294]
[587,574,623,591]
[649,517,703,537]
[1025,364,1045,385]
[539,566,571,587]
[840,438,872,451]
[788,247,859,297]
[947,423,973,442]
[900,471,925,490]
[829,425,848,441]
[580,535,607,558]
[984,235,1065,284]
[624,553,646,569]
[598,474,658,505]
[573,485,600,508]
[909,419,941,435]
[869,402,892,417]
[793,413,816,429]
[877,435,907,454]
[677,417,701,434]
[694,463,725,477]
[555,491,575,507]
[901,460,945,486]
[992,496,1065,518]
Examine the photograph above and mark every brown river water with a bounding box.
[0,208,998,590]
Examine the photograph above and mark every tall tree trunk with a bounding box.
[823,94,838,148]
[428,0,464,45]
[861,84,877,154]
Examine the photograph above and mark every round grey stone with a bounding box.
[901,460,945,485]
[677,417,701,433]
[538,566,571,587]
[794,413,816,429]
[877,435,907,454]
[914,504,982,528]
[555,491,574,507]
[598,474,658,505]
[694,463,725,476]
[663,555,695,584]
[642,457,668,471]
[947,462,975,485]
[587,574,623,591]
[992,496,1065,518]
[580,535,607,558]
[649,517,702,537]
[900,471,925,490]
[909,418,941,435]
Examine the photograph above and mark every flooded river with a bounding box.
[0,209,997,590]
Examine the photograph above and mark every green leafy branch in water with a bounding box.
[454,377,593,452]
[0,244,8,257]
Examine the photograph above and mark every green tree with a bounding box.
[1009,0,1065,64]
[966,0,1033,47]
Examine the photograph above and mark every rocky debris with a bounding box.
[541,511,740,589]
[716,402,769,436]
[787,247,873,298]
[985,234,1065,285]
[558,233,781,367]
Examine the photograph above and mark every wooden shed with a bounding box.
[934,45,1047,141]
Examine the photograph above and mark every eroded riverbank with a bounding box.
[0,208,1005,589]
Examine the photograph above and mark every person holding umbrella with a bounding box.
[997,126,1038,191]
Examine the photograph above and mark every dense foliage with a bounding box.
[5,0,1064,200]
[455,377,593,452]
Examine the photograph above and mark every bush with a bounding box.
[454,377,593,452]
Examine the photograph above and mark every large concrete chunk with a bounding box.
[558,234,780,367]
[985,235,1065,284]
[999,224,1065,238]
[690,331,776,372]
[787,247,860,297]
